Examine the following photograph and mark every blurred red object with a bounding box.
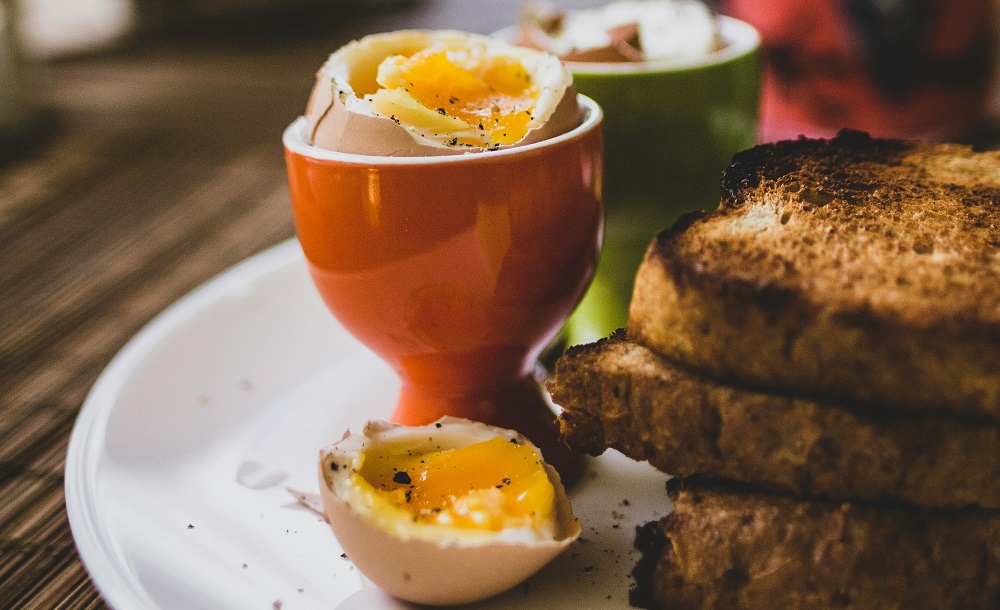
[714,0,999,141]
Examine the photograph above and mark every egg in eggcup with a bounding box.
[284,30,604,482]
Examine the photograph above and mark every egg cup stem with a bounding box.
[390,375,586,484]
[285,97,603,488]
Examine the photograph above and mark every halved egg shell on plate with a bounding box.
[318,417,581,606]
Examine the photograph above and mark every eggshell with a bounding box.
[305,30,580,156]
[318,417,581,606]
[516,0,723,64]
[519,22,644,63]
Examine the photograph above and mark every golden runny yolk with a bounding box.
[375,48,538,146]
[357,436,556,531]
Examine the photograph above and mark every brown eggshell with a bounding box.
[304,30,580,156]
[318,418,581,606]
[520,22,645,63]
[307,76,458,157]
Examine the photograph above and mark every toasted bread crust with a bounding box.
[631,479,1000,610]
[628,130,1000,419]
[551,335,1000,510]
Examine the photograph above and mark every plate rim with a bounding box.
[64,238,304,610]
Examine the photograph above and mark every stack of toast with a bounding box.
[549,130,1000,608]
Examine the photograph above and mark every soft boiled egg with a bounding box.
[318,417,581,605]
[519,0,723,63]
[305,30,581,155]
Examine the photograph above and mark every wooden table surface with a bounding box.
[0,2,616,607]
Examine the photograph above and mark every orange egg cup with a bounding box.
[284,97,603,481]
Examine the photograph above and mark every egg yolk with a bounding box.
[356,436,556,532]
[370,47,538,148]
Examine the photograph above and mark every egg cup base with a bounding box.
[390,375,587,485]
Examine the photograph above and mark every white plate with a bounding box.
[66,239,672,610]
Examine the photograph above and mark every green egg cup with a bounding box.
[564,16,762,345]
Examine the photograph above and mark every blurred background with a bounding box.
[709,0,1000,143]
[3,0,1000,154]
[0,0,612,162]
[2,0,1000,165]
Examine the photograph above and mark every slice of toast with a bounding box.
[630,478,1000,610]
[550,334,1000,510]
[628,129,1000,420]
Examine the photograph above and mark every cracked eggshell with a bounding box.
[516,0,723,64]
[304,30,580,156]
[318,417,581,606]
[519,18,644,63]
